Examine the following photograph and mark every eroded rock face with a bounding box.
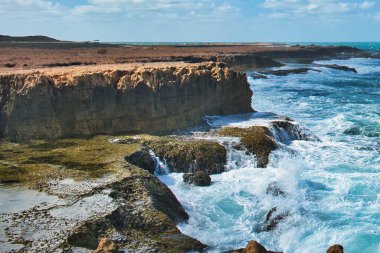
[0,62,253,141]
[218,126,278,168]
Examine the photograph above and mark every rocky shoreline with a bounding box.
[0,45,358,252]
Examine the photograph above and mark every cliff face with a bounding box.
[0,62,253,141]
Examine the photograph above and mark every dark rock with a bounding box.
[251,73,268,79]
[220,55,284,69]
[4,63,16,68]
[258,68,320,77]
[145,138,227,174]
[218,126,277,168]
[327,244,344,253]
[270,120,320,143]
[41,61,96,67]
[124,149,155,174]
[343,127,361,135]
[232,240,282,253]
[262,207,288,231]
[317,64,357,73]
[183,171,211,186]
[266,182,286,197]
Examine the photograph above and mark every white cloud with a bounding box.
[69,0,240,22]
[0,0,62,15]
[359,1,375,10]
[262,0,377,19]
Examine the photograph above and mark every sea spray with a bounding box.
[157,56,380,252]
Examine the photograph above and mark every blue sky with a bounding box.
[0,0,379,42]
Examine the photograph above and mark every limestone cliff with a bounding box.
[0,62,253,141]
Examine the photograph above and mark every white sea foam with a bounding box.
[158,57,380,252]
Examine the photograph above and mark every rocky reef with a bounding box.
[0,62,253,141]
[0,135,216,252]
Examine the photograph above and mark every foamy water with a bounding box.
[158,57,380,252]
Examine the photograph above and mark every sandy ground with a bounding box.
[0,62,203,75]
[0,43,299,72]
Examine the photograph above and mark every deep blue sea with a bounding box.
[158,43,380,252]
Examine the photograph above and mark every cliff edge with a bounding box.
[0,62,253,141]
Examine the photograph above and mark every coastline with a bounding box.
[0,43,375,252]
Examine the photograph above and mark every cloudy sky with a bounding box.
[1,0,379,42]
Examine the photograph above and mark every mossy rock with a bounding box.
[0,136,140,186]
[143,138,226,174]
[218,126,277,167]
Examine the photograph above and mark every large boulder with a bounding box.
[269,120,320,143]
[233,240,282,253]
[327,245,344,253]
[218,126,277,168]
[124,148,155,174]
[183,171,211,186]
[144,138,227,174]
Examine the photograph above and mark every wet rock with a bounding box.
[270,120,320,143]
[145,138,227,174]
[218,126,277,168]
[343,127,361,135]
[67,169,206,252]
[125,148,155,174]
[266,182,286,197]
[327,244,344,253]
[94,238,119,253]
[250,73,268,79]
[232,240,282,253]
[262,207,288,231]
[183,171,211,186]
[318,64,357,73]
[258,68,320,77]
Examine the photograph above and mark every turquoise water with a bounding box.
[158,45,380,252]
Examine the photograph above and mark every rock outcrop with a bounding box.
[124,148,155,174]
[144,137,227,174]
[327,245,344,253]
[233,240,282,253]
[0,62,253,141]
[218,126,278,168]
[183,171,212,186]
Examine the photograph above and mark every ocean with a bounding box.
[157,44,380,252]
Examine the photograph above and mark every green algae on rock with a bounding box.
[0,136,139,185]
[0,135,206,252]
[143,137,227,174]
[217,126,278,168]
